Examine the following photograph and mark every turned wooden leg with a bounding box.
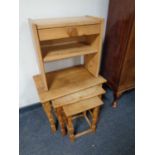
[67,117,75,142]
[42,102,56,133]
[112,92,122,108]
[91,106,100,132]
[56,107,66,136]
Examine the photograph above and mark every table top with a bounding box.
[33,65,106,103]
[29,16,103,29]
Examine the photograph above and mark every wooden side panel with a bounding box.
[84,20,104,77]
[101,0,135,91]
[29,19,48,91]
[118,23,135,91]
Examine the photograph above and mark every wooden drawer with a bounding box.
[38,24,100,41]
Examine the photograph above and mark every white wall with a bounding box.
[19,0,109,108]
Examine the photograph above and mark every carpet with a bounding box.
[19,87,135,155]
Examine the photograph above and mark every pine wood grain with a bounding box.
[33,65,106,102]
[52,85,105,108]
[30,16,102,29]
[42,42,97,62]
[63,96,103,117]
[29,19,48,90]
[84,19,104,77]
[38,24,100,41]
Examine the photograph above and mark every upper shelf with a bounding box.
[42,42,98,62]
[30,16,103,29]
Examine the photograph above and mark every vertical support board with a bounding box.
[84,19,104,77]
[29,19,48,91]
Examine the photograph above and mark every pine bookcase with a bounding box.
[30,16,107,136]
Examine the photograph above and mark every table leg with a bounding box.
[112,92,122,108]
[56,107,66,136]
[91,106,100,132]
[67,116,75,142]
[42,101,56,133]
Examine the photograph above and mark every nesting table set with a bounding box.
[29,16,107,142]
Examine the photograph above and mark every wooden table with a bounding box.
[33,65,106,135]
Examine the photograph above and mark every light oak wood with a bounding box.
[38,24,100,41]
[29,19,48,90]
[33,65,107,102]
[63,96,103,142]
[84,114,91,127]
[30,16,104,90]
[40,35,87,47]
[55,107,66,136]
[84,19,104,77]
[89,110,93,117]
[31,16,102,29]
[75,129,93,138]
[67,117,75,142]
[72,114,83,120]
[52,85,105,108]
[65,113,94,141]
[91,106,100,131]
[63,96,103,117]
[42,101,56,133]
[42,42,97,62]
[30,16,106,137]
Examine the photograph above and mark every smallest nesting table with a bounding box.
[62,96,103,142]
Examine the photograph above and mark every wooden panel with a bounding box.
[29,19,48,90]
[101,0,135,91]
[52,85,105,108]
[33,65,107,102]
[38,24,100,41]
[42,42,97,62]
[31,16,102,29]
[63,97,103,117]
[84,20,104,77]
[118,23,135,91]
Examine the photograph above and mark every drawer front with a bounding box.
[38,24,100,41]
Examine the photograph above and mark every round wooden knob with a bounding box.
[67,27,78,37]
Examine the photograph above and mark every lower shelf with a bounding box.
[33,65,107,102]
[42,42,97,62]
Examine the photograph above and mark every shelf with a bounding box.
[41,43,97,62]
[33,65,107,102]
[31,16,102,29]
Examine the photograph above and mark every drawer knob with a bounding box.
[67,27,78,37]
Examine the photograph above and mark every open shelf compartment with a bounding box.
[40,35,99,62]
[41,42,97,62]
